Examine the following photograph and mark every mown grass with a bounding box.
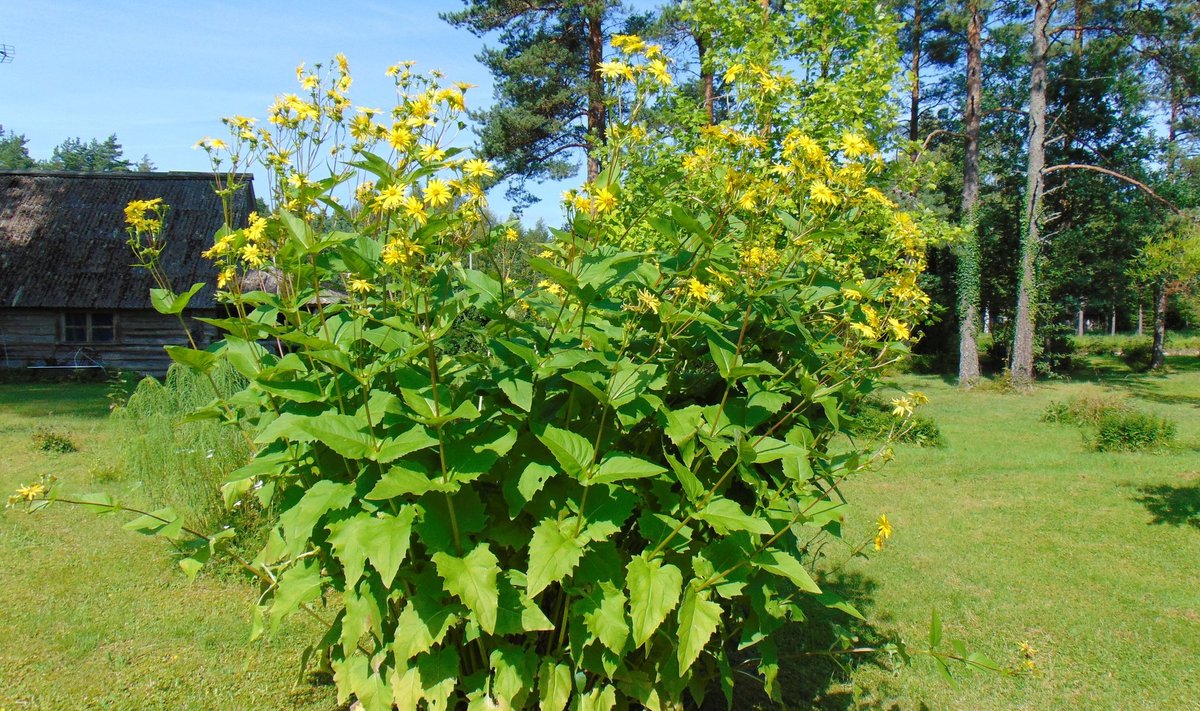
[0,382,337,710]
[796,355,1200,710]
[2,357,1198,709]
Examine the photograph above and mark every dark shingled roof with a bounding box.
[0,171,254,309]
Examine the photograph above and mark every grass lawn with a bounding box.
[0,381,338,710]
[1,356,1197,709]
[799,356,1200,710]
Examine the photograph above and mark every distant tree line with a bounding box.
[0,125,153,172]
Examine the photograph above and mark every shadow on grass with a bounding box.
[0,383,111,419]
[698,571,906,711]
[1132,484,1200,531]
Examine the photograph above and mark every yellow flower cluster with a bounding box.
[562,185,618,216]
[124,198,164,233]
[7,482,46,506]
[602,34,672,87]
[873,514,893,550]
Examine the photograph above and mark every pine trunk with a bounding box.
[910,0,922,149]
[586,11,606,182]
[956,0,983,387]
[1011,0,1052,386]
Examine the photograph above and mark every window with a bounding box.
[62,312,116,343]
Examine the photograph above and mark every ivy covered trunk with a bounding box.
[956,0,983,388]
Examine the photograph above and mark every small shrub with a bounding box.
[32,427,78,454]
[1093,410,1177,452]
[1041,392,1129,426]
[853,401,944,447]
[1120,341,1153,370]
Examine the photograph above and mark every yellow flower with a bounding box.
[723,63,744,84]
[634,289,660,314]
[599,60,635,82]
[463,158,495,178]
[8,482,46,504]
[382,237,425,267]
[610,34,646,54]
[850,322,878,339]
[873,514,893,550]
[402,195,428,225]
[593,186,617,213]
[809,181,839,207]
[890,397,914,418]
[840,131,874,159]
[244,212,268,243]
[503,227,519,243]
[347,277,372,294]
[418,144,446,163]
[388,126,413,151]
[737,188,757,211]
[194,137,228,151]
[888,317,911,340]
[374,183,407,211]
[217,266,236,289]
[862,186,896,208]
[572,193,591,213]
[648,59,673,86]
[538,279,565,297]
[240,243,266,268]
[124,198,164,232]
[423,179,453,207]
[911,391,929,405]
[686,278,711,302]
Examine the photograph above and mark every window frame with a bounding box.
[59,311,119,345]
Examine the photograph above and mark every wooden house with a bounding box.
[0,170,254,375]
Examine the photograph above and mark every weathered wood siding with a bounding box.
[0,308,217,375]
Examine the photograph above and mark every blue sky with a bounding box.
[0,0,635,225]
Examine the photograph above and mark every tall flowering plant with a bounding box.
[21,44,953,708]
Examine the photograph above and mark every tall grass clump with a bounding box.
[112,363,249,532]
[1093,411,1177,452]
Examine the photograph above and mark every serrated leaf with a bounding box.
[270,558,324,633]
[526,518,585,596]
[366,461,454,499]
[433,543,501,634]
[580,684,617,711]
[256,412,373,459]
[627,554,683,648]
[150,282,205,315]
[393,588,461,662]
[164,344,216,373]
[677,584,722,672]
[536,424,594,480]
[752,549,822,594]
[582,583,630,654]
[591,453,666,485]
[496,571,554,635]
[325,508,416,588]
[696,497,774,535]
[707,336,740,379]
[278,481,355,555]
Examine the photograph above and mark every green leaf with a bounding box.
[270,558,324,633]
[496,571,554,635]
[164,344,216,373]
[536,424,595,480]
[497,373,533,411]
[582,583,630,655]
[432,543,501,634]
[373,425,439,463]
[752,549,822,594]
[122,507,184,540]
[255,375,324,403]
[150,282,205,315]
[538,661,572,711]
[591,453,666,485]
[461,267,504,304]
[929,607,943,649]
[579,684,617,711]
[707,336,740,379]
[278,480,355,555]
[677,584,722,672]
[526,517,585,596]
[696,498,774,536]
[256,412,373,459]
[627,553,683,648]
[325,507,416,588]
[392,587,461,662]
[366,461,455,499]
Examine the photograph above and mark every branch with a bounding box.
[1042,163,1183,214]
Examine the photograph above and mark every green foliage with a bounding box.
[31,427,78,454]
[0,124,36,169]
[852,400,944,448]
[1040,391,1130,426]
[42,134,132,172]
[51,41,944,707]
[111,363,251,533]
[1093,410,1177,452]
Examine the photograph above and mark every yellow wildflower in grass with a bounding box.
[809,181,839,207]
[911,391,929,405]
[463,158,495,179]
[378,184,411,212]
[686,278,711,302]
[11,482,47,503]
[347,277,373,294]
[423,179,453,207]
[593,186,617,213]
[873,514,893,551]
[840,131,874,159]
[240,243,267,268]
